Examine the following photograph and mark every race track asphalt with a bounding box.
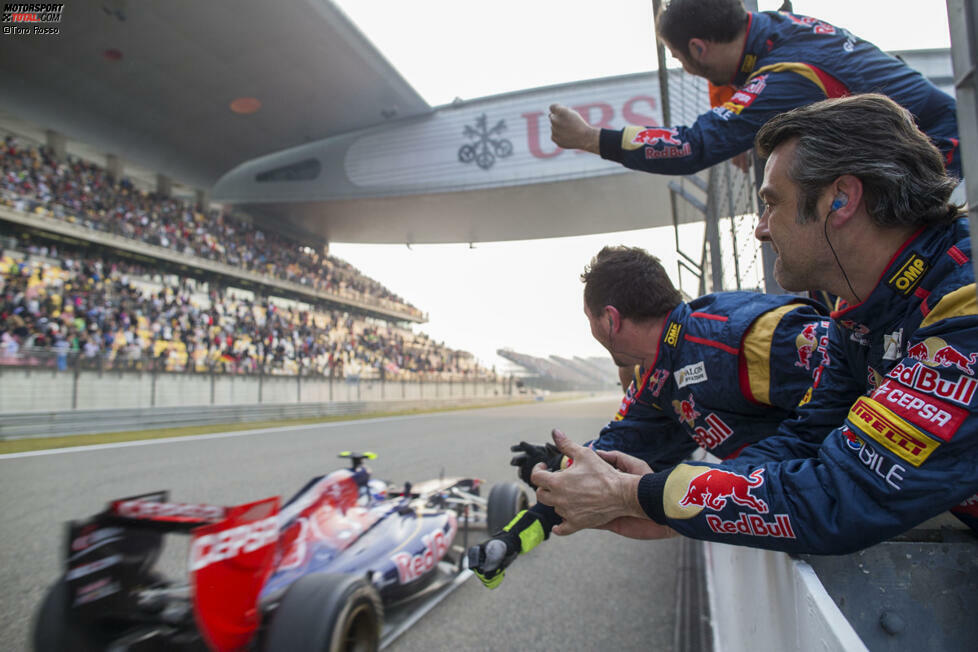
[0,395,680,652]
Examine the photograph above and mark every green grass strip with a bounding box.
[0,397,556,455]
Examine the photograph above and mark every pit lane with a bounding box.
[0,395,680,651]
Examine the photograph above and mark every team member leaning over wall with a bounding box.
[467,245,831,586]
[529,94,977,555]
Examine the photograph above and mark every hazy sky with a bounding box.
[327,0,954,369]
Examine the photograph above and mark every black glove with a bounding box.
[510,440,564,489]
[467,529,520,589]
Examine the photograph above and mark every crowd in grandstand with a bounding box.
[0,136,423,319]
[0,240,491,380]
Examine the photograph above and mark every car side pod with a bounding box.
[263,572,383,652]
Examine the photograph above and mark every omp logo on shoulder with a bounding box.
[664,322,682,347]
[887,253,929,295]
[848,397,940,466]
[2,3,63,22]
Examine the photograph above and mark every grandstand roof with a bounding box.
[0,1,430,189]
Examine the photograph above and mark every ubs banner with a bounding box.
[213,72,668,203]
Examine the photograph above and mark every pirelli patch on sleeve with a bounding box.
[887,253,929,296]
[847,397,940,467]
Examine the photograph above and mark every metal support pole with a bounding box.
[947,0,978,286]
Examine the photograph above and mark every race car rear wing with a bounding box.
[65,490,282,652]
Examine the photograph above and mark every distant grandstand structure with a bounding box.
[496,349,617,391]
[0,136,496,391]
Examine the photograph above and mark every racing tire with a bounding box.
[487,481,529,534]
[33,578,102,652]
[264,573,383,652]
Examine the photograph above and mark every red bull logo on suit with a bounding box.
[663,464,796,539]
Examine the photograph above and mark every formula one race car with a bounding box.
[33,452,528,651]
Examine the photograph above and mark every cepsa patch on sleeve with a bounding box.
[713,74,768,120]
[847,397,941,467]
[870,379,967,442]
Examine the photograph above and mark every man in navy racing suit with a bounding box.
[530,94,977,554]
[549,0,961,179]
[466,246,830,586]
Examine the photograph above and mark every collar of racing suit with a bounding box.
[829,220,969,337]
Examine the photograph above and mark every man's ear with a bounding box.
[604,305,622,333]
[688,38,707,60]
[829,175,864,226]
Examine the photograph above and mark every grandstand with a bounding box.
[496,349,617,391]
[0,133,510,392]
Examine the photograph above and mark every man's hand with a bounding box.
[549,104,601,154]
[532,430,647,536]
[510,440,564,488]
[466,510,548,589]
[598,517,678,540]
[595,449,653,475]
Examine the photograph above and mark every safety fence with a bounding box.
[0,354,514,417]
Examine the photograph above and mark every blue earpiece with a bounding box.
[830,195,848,212]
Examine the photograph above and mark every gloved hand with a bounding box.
[467,510,548,589]
[510,440,564,489]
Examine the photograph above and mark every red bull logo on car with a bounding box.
[906,337,978,375]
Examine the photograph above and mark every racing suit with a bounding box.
[599,11,961,178]
[638,220,978,553]
[529,291,830,533]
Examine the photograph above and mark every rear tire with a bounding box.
[33,579,101,652]
[265,573,382,652]
[487,482,529,533]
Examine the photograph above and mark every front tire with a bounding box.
[487,482,529,533]
[265,573,382,652]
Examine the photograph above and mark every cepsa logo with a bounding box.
[189,517,278,571]
[870,379,967,442]
[115,500,226,522]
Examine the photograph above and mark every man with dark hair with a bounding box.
[531,94,977,554]
[467,245,831,587]
[549,0,960,178]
